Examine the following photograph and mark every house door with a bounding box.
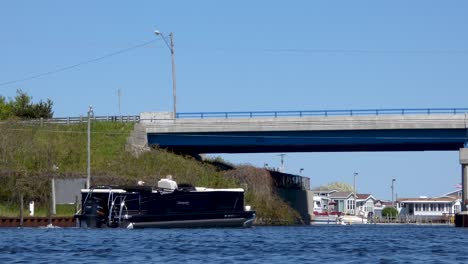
[338,200,344,213]
[409,204,414,215]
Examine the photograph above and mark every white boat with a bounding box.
[311,194,342,224]
[310,194,368,225]
[337,214,368,225]
[311,213,340,224]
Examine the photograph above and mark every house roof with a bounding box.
[376,200,393,206]
[356,194,371,199]
[398,197,457,203]
[443,189,462,198]
[356,194,376,201]
[310,188,337,194]
[329,191,355,199]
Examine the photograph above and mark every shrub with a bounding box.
[382,206,398,218]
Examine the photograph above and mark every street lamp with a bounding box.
[86,105,94,189]
[353,172,358,194]
[277,154,286,172]
[353,172,358,215]
[391,178,396,207]
[154,30,177,119]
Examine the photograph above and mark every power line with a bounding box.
[190,46,468,55]
[260,48,468,55]
[0,39,160,87]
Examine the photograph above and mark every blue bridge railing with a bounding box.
[176,108,468,119]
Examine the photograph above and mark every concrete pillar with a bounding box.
[455,148,468,227]
[460,148,468,211]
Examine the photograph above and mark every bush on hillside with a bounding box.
[0,90,53,120]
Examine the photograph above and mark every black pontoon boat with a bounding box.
[75,178,255,228]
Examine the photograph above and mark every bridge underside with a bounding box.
[147,129,467,154]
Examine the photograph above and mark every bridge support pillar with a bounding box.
[455,148,468,227]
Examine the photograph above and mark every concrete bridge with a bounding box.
[135,109,468,154]
[128,108,468,226]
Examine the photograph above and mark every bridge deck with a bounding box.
[142,113,468,153]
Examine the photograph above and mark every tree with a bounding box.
[382,207,398,218]
[0,96,12,119]
[0,90,54,120]
[32,98,54,119]
[318,181,355,192]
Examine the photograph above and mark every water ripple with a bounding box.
[1,225,468,263]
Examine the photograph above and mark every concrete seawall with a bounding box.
[0,217,75,228]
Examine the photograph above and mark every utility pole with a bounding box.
[154,30,177,119]
[118,88,121,118]
[169,32,177,118]
[86,105,94,189]
[353,172,358,216]
[353,172,358,194]
[277,154,286,172]
[391,178,396,207]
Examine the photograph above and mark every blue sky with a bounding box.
[1,1,467,199]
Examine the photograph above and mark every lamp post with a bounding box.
[353,172,358,215]
[154,30,177,119]
[353,172,358,194]
[277,154,286,172]
[391,178,396,207]
[86,105,94,189]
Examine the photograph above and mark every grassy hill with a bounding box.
[0,121,301,224]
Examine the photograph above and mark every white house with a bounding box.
[356,194,376,215]
[397,196,461,219]
[329,191,356,215]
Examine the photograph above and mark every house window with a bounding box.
[346,199,355,214]
[364,200,374,212]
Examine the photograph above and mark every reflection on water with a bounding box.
[0,225,467,263]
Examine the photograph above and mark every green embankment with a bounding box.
[0,122,301,224]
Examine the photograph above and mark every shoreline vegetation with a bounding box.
[0,121,302,225]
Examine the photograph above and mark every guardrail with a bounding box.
[12,115,140,125]
[176,108,468,119]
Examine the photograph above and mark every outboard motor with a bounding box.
[83,197,106,228]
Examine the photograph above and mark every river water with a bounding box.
[0,225,467,263]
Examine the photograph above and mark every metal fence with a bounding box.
[175,108,468,119]
[10,115,140,125]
